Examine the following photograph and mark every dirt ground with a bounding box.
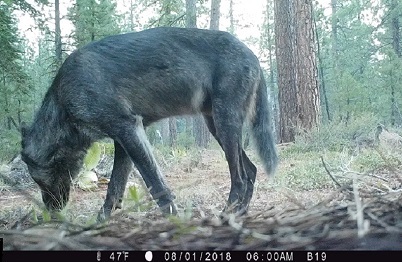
[0,149,339,228]
[1,148,401,250]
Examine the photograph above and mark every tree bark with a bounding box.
[294,0,320,131]
[274,0,320,143]
[275,0,297,142]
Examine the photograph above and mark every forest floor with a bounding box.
[0,141,401,251]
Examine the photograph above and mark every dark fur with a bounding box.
[21,27,278,220]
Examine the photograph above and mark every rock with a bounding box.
[1,154,34,188]
[93,154,114,178]
[76,170,98,190]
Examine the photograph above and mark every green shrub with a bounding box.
[125,184,153,212]
[274,150,335,190]
[288,114,380,154]
[275,114,401,191]
[176,131,196,149]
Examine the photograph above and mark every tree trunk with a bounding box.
[3,73,10,130]
[194,117,207,147]
[17,99,22,126]
[265,0,278,140]
[129,0,135,31]
[55,0,62,68]
[169,118,177,147]
[331,0,338,69]
[390,0,401,126]
[185,0,197,28]
[275,0,297,143]
[228,0,235,34]
[210,0,221,30]
[294,0,320,130]
[183,0,197,138]
[314,9,330,122]
[160,118,170,145]
[331,0,342,122]
[274,0,320,143]
[91,0,96,42]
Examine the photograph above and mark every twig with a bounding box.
[320,156,343,188]
[352,175,369,238]
[341,170,388,182]
[366,211,400,233]
[282,188,306,209]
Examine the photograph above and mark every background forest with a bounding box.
[1,1,402,250]
[0,0,401,162]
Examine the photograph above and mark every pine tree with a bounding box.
[0,4,29,130]
[274,0,320,142]
[69,0,121,47]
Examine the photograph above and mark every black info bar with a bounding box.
[0,250,400,262]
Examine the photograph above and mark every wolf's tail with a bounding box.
[250,72,278,176]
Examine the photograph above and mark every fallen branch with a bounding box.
[320,156,343,188]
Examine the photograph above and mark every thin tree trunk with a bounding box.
[169,118,177,147]
[17,99,22,126]
[185,0,197,28]
[129,0,135,31]
[314,10,330,122]
[55,0,62,67]
[182,0,197,143]
[210,0,221,30]
[91,0,95,41]
[266,0,278,140]
[331,0,338,69]
[160,118,169,145]
[3,73,10,130]
[331,0,342,122]
[390,0,401,126]
[229,0,235,34]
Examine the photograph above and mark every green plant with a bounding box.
[125,184,153,212]
[31,208,66,224]
[287,114,380,154]
[83,142,102,170]
[75,142,114,190]
[274,150,334,190]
